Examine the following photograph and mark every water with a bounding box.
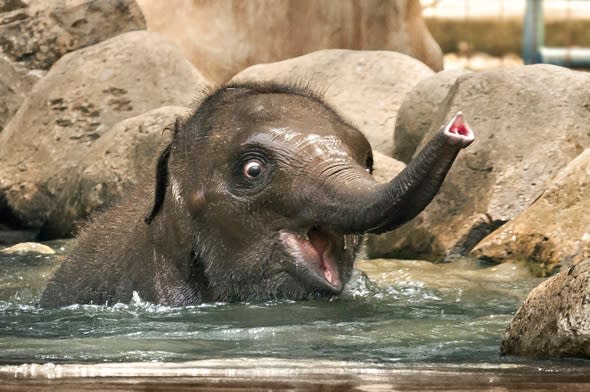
[0,241,547,366]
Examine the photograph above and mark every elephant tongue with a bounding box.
[307,228,340,288]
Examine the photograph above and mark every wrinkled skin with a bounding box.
[40,83,474,307]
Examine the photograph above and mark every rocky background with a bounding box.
[0,0,589,359]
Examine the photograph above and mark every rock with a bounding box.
[0,224,38,245]
[67,106,187,229]
[0,0,145,70]
[501,258,590,358]
[0,54,43,132]
[371,151,406,185]
[377,65,590,261]
[137,0,443,84]
[0,31,210,237]
[0,0,26,14]
[233,49,434,156]
[392,69,468,163]
[1,241,55,255]
[472,148,590,275]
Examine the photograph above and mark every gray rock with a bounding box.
[378,64,590,261]
[0,54,43,132]
[393,69,468,163]
[233,49,434,156]
[472,147,590,274]
[0,0,145,70]
[0,31,210,237]
[137,0,443,84]
[501,258,590,358]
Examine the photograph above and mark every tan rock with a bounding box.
[379,65,590,261]
[0,54,43,131]
[0,0,145,70]
[0,31,210,237]
[1,242,55,255]
[472,148,590,274]
[501,259,590,358]
[137,0,443,84]
[233,49,434,156]
[73,106,188,223]
[393,69,469,163]
[371,151,406,185]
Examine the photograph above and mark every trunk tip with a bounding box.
[443,111,475,147]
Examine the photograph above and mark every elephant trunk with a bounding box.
[312,112,474,235]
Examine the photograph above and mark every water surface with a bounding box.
[0,242,547,366]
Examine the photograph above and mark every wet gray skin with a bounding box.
[40,83,474,307]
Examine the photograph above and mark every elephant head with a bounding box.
[145,83,474,302]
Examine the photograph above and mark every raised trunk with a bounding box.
[315,112,474,234]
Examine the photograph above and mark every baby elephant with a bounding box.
[40,82,474,307]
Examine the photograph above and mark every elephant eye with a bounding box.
[243,160,264,179]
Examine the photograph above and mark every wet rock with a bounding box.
[377,65,590,261]
[392,69,468,163]
[233,49,434,156]
[0,31,209,237]
[472,148,590,275]
[0,54,43,132]
[1,242,55,255]
[501,258,590,358]
[137,0,442,84]
[0,0,145,70]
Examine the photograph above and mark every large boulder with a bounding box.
[374,65,590,261]
[501,259,590,358]
[0,0,145,70]
[233,49,434,156]
[0,54,43,132]
[472,147,590,274]
[0,0,27,13]
[0,31,209,237]
[59,106,187,234]
[137,0,443,84]
[392,69,468,163]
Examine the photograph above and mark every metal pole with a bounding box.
[523,0,544,64]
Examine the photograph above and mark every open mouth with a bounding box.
[280,227,343,293]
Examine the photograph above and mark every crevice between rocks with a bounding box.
[445,214,507,261]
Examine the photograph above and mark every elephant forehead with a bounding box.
[262,127,350,158]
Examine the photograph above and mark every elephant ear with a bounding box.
[145,118,185,224]
[144,142,171,225]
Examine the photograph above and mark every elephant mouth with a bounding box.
[280,228,343,294]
